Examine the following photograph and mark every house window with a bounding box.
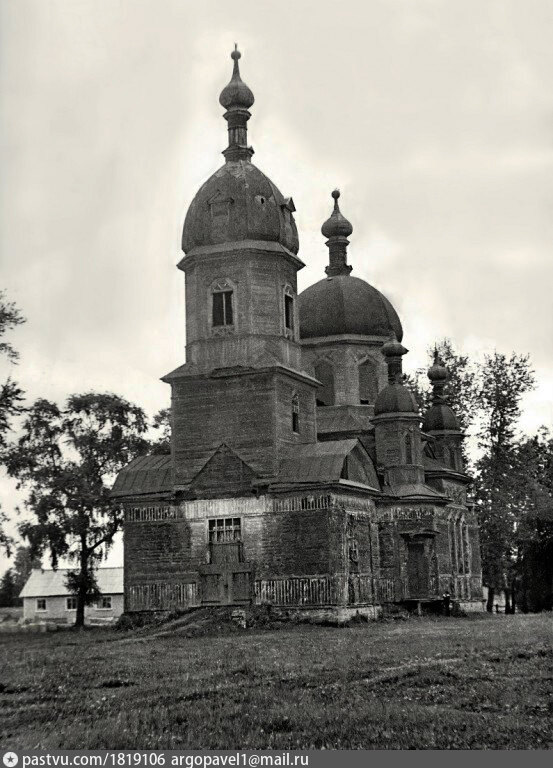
[405,433,413,464]
[212,290,233,326]
[208,518,242,543]
[66,597,77,610]
[292,393,300,433]
[98,596,112,610]
[36,598,46,611]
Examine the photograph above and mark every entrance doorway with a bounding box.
[406,541,430,598]
[199,541,252,605]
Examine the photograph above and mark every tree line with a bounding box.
[0,291,551,624]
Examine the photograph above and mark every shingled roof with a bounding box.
[111,454,173,498]
[20,568,123,598]
[273,439,379,489]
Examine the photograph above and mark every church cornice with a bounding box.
[299,333,393,346]
[178,240,305,272]
[162,360,319,387]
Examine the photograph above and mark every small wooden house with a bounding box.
[19,568,123,624]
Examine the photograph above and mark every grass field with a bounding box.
[1,613,552,750]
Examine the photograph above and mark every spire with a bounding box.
[381,332,409,384]
[322,190,353,277]
[219,45,255,162]
[427,348,448,404]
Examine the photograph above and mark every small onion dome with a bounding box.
[428,351,448,383]
[422,349,461,431]
[219,46,255,111]
[321,190,353,239]
[381,336,408,359]
[374,383,419,416]
[423,404,460,432]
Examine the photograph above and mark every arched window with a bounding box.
[443,445,451,468]
[283,285,295,338]
[358,359,377,405]
[314,360,335,406]
[292,393,300,433]
[211,279,234,328]
[404,433,413,464]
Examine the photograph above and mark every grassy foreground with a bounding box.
[1,613,552,750]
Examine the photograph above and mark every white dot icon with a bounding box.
[3,754,18,767]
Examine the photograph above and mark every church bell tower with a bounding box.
[163,47,318,494]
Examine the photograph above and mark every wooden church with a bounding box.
[112,48,484,619]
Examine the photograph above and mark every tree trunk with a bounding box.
[508,583,517,614]
[75,537,88,629]
[486,586,495,612]
[504,589,511,614]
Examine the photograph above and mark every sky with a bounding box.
[1,0,552,574]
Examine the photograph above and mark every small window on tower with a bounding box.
[212,290,233,326]
[404,433,413,464]
[359,359,377,405]
[292,393,300,433]
[284,293,294,332]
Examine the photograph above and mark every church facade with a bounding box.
[112,48,484,619]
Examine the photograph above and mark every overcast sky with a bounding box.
[1,0,552,573]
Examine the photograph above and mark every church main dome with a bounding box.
[299,191,403,341]
[299,275,403,340]
[181,46,298,256]
[182,161,299,254]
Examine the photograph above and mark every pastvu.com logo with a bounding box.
[3,753,19,767]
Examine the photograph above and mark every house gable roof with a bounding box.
[19,567,123,598]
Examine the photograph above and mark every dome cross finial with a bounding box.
[219,45,255,162]
[322,189,353,277]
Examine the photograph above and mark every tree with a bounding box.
[11,544,42,602]
[150,407,171,455]
[0,568,17,607]
[0,506,14,557]
[0,291,26,553]
[473,352,535,611]
[0,290,26,447]
[4,392,149,627]
[513,428,553,612]
[406,338,480,467]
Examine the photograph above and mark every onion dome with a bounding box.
[219,45,255,111]
[181,47,299,256]
[374,333,418,416]
[299,190,403,340]
[428,352,448,385]
[321,190,353,240]
[422,351,460,431]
